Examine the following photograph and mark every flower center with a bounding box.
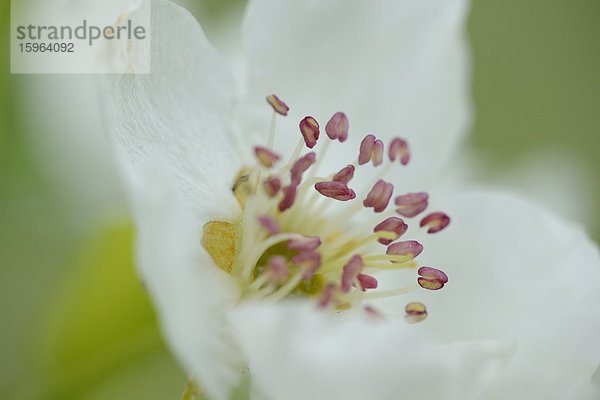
[202,95,451,321]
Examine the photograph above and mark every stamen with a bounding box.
[287,236,322,252]
[325,112,349,142]
[341,255,364,293]
[420,212,451,234]
[291,152,316,185]
[254,146,280,168]
[363,179,394,212]
[386,240,423,259]
[268,255,289,281]
[358,134,375,165]
[404,302,427,324]
[299,116,320,149]
[395,192,428,217]
[258,215,279,235]
[357,274,378,291]
[263,176,281,197]
[314,181,356,201]
[417,266,448,290]
[389,137,410,165]
[358,134,384,166]
[291,252,322,280]
[318,283,337,308]
[278,184,298,212]
[332,164,355,184]
[214,96,453,314]
[266,94,289,116]
[373,217,407,245]
[372,139,384,166]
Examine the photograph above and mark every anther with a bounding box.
[341,255,364,293]
[363,179,394,212]
[417,266,448,290]
[278,184,297,212]
[266,94,289,116]
[372,139,384,166]
[299,116,320,149]
[386,240,423,259]
[420,212,451,234]
[263,176,281,197]
[358,134,375,165]
[314,181,356,201]
[373,217,408,245]
[325,112,349,142]
[291,152,316,185]
[357,274,378,291]
[389,137,410,165]
[395,192,428,217]
[287,236,322,252]
[358,134,384,166]
[318,283,337,308]
[268,256,289,281]
[404,302,427,324]
[258,215,279,235]
[332,164,355,184]
[292,252,322,280]
[254,146,280,168]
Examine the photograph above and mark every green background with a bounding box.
[1,0,598,399]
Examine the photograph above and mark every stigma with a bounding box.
[202,95,451,322]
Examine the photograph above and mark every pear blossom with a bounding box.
[103,0,600,399]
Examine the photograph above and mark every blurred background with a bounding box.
[0,0,598,398]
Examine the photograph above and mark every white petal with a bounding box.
[239,0,470,183]
[104,0,240,218]
[131,161,242,400]
[229,301,512,400]
[380,191,600,398]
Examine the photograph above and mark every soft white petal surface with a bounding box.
[104,1,248,398]
[377,191,600,398]
[229,301,512,400]
[131,161,242,400]
[105,0,240,219]
[239,0,470,185]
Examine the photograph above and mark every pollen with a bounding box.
[202,221,239,273]
[201,95,452,322]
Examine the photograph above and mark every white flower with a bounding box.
[103,0,600,399]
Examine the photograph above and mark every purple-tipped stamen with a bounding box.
[395,192,429,218]
[386,240,424,259]
[266,94,289,116]
[373,217,408,245]
[417,266,448,290]
[389,137,410,165]
[325,112,349,142]
[341,255,364,293]
[363,179,394,212]
[254,146,280,168]
[287,236,322,252]
[299,116,320,149]
[332,164,355,185]
[420,211,451,234]
[314,181,356,201]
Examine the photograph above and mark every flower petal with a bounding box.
[381,191,600,398]
[104,0,240,217]
[131,161,242,400]
[240,0,470,182]
[229,301,512,400]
